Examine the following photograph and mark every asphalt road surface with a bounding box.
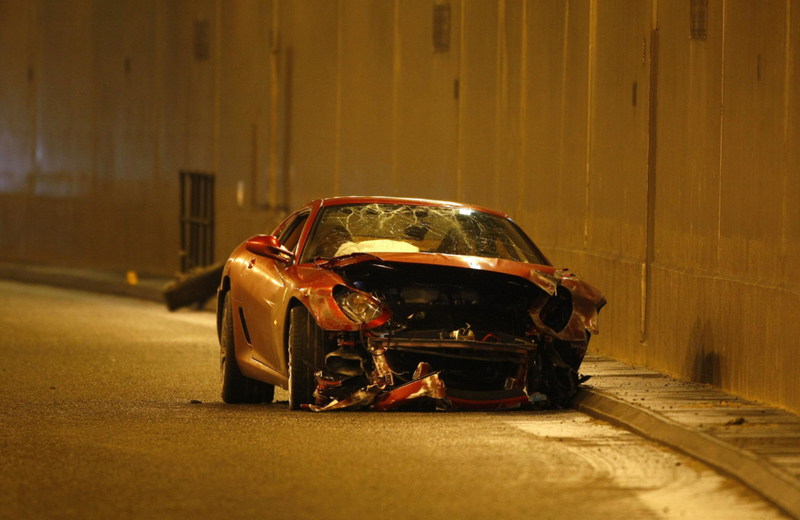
[0,281,788,519]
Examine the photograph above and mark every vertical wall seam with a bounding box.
[153,1,163,187]
[88,1,97,188]
[184,10,191,168]
[494,0,505,209]
[643,2,660,345]
[781,0,792,267]
[516,0,527,221]
[28,0,40,180]
[391,0,400,197]
[557,1,571,245]
[716,0,727,271]
[584,0,597,249]
[776,0,793,412]
[24,0,40,259]
[268,0,280,208]
[213,0,221,175]
[456,0,466,202]
[333,0,343,197]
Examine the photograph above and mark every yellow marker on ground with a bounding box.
[126,271,138,286]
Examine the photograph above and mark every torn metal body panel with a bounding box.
[216,197,605,410]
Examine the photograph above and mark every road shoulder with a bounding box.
[0,261,167,303]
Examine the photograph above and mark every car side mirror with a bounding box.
[245,235,295,264]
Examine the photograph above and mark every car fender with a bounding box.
[290,271,364,332]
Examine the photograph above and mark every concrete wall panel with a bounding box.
[555,0,652,365]
[646,0,724,375]
[652,0,723,272]
[458,0,498,208]
[586,0,650,261]
[218,0,269,203]
[286,0,338,208]
[786,0,800,289]
[0,0,36,188]
[719,2,787,282]
[36,0,94,183]
[338,1,394,198]
[520,0,567,249]
[215,0,282,258]
[393,0,460,201]
[643,1,800,411]
[496,0,523,217]
[550,0,591,255]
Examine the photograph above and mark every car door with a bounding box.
[238,211,310,371]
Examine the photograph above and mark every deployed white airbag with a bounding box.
[334,239,419,257]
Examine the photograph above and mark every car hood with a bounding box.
[320,251,562,296]
[320,251,605,341]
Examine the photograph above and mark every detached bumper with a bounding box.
[308,336,538,412]
[367,337,536,356]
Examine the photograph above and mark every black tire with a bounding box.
[540,364,579,408]
[220,292,275,404]
[526,347,579,408]
[288,306,326,410]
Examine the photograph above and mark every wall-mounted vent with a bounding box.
[179,170,215,272]
[433,3,451,53]
[194,20,210,61]
[690,0,708,40]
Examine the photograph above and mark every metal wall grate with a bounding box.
[690,0,708,40]
[433,3,451,53]
[194,20,211,61]
[179,170,215,272]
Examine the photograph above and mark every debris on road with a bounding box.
[163,262,224,311]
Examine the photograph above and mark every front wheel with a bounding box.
[288,306,326,410]
[527,346,579,408]
[220,292,275,404]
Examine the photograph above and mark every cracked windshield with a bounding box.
[301,203,546,265]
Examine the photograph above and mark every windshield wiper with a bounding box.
[318,252,384,271]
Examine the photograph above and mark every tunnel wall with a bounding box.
[1,0,798,413]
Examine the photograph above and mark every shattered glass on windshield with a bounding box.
[301,203,547,264]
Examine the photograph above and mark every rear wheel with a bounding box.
[288,306,326,410]
[220,292,275,404]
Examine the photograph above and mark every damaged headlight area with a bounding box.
[536,286,573,333]
[334,286,384,324]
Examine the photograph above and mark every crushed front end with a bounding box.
[307,254,605,412]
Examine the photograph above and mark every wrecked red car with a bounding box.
[217,196,605,411]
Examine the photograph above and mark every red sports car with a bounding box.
[216,196,605,411]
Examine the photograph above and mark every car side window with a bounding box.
[279,214,309,253]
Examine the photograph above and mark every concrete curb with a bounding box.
[572,388,800,519]
[0,263,165,304]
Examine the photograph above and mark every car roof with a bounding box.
[309,196,511,220]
